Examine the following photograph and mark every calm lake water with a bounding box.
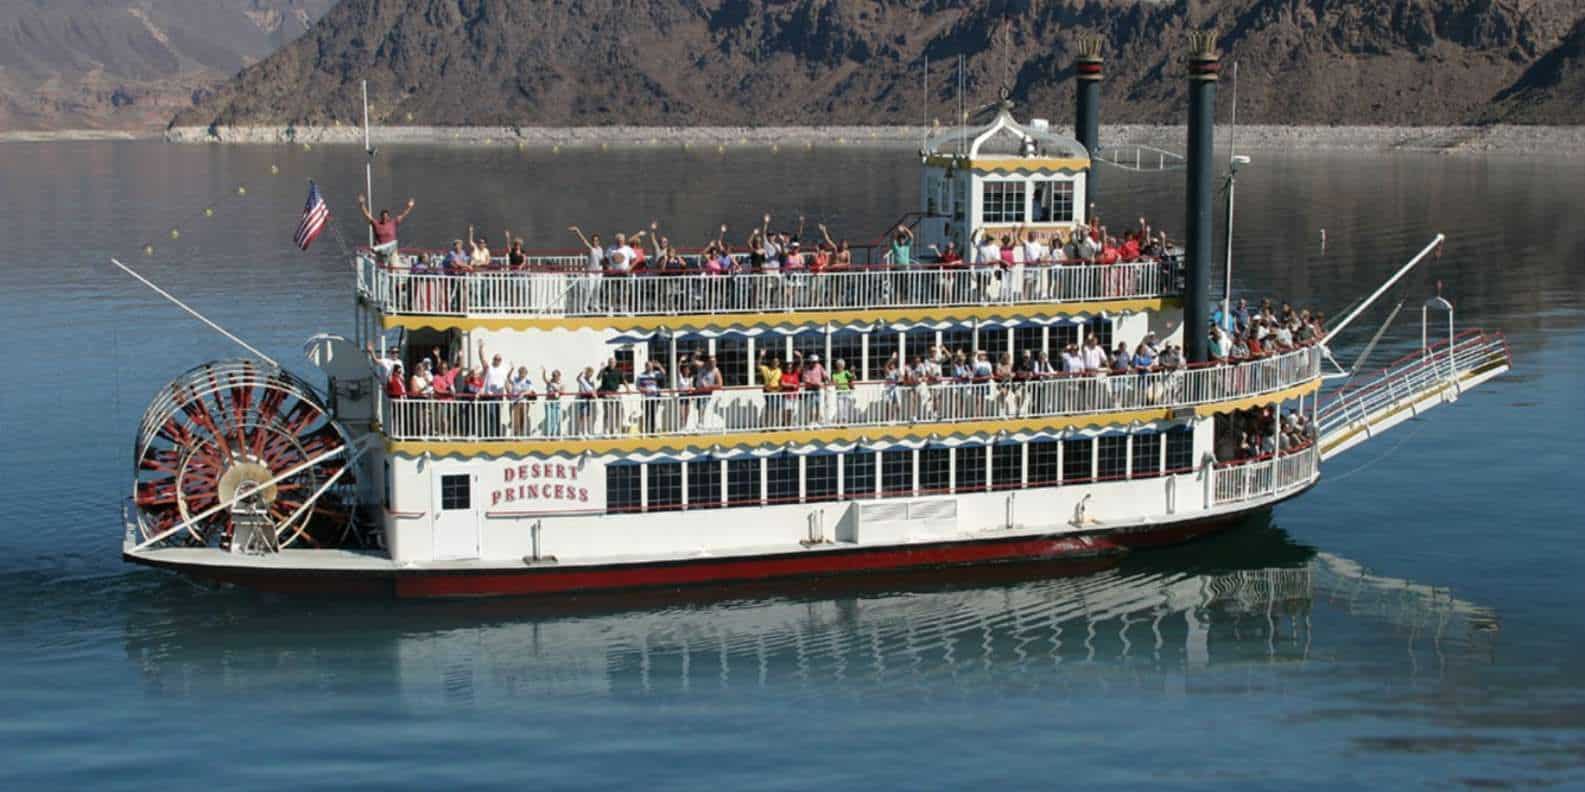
[1,141,1583,789]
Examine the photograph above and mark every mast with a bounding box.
[362,79,374,248]
[1222,60,1238,327]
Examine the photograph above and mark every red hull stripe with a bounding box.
[125,511,1250,599]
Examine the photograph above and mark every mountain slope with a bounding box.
[0,0,334,131]
[1488,14,1585,122]
[171,0,1585,129]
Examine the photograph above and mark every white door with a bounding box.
[432,471,480,560]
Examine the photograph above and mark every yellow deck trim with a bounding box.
[386,380,1319,459]
[377,297,1179,333]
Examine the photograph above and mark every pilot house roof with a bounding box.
[922,101,1090,173]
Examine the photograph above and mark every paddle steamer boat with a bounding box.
[121,36,1511,597]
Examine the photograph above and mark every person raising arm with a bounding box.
[357,194,415,266]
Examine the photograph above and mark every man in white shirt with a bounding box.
[607,233,636,274]
[1082,334,1108,372]
[1020,231,1048,266]
[479,342,511,395]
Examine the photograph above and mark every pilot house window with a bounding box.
[981,181,1026,224]
[1033,180,1074,223]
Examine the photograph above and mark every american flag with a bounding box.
[293,180,330,251]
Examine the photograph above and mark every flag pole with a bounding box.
[362,79,374,248]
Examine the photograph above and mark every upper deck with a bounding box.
[356,251,1181,325]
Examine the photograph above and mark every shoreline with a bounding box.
[5,124,1584,153]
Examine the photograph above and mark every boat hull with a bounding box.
[123,504,1272,599]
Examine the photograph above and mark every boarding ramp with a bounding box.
[1317,329,1510,461]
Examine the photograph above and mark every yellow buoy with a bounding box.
[269,164,279,175]
[236,186,247,196]
[143,244,154,256]
[203,207,214,217]
[716,144,725,153]
[302,143,312,151]
[169,228,180,240]
[553,144,560,154]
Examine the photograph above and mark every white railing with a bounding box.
[378,346,1321,442]
[1317,330,1510,441]
[1212,445,1319,506]
[355,253,1177,318]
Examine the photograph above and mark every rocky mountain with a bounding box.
[1488,14,1585,122]
[18,0,1585,132]
[0,0,333,131]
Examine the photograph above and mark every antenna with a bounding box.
[957,54,965,156]
[923,54,928,132]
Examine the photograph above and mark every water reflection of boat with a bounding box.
[124,516,1496,700]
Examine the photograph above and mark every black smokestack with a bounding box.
[1074,35,1103,198]
[1184,32,1219,363]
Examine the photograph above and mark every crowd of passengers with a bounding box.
[1215,405,1318,465]
[371,211,1175,276]
[372,299,1325,437]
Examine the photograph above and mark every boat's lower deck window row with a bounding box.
[605,427,1193,513]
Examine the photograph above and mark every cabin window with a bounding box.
[982,181,1026,224]
[842,452,876,500]
[992,444,1022,491]
[806,455,839,502]
[792,331,826,365]
[716,337,749,387]
[977,325,1009,362]
[607,465,642,513]
[1028,440,1061,486]
[829,332,863,379]
[868,333,899,380]
[1097,436,1129,481]
[926,174,942,215]
[648,462,682,511]
[1062,438,1094,484]
[953,179,968,225]
[687,459,721,509]
[440,474,471,511]
[767,455,800,504]
[613,347,636,384]
[881,449,915,496]
[920,447,951,494]
[1132,433,1163,479]
[905,328,935,363]
[727,458,761,506]
[956,445,987,492]
[1166,426,1195,473]
[1032,180,1075,223]
[1051,324,1080,352]
[1013,326,1044,363]
[941,328,974,359]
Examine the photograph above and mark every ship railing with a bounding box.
[1316,329,1510,441]
[377,346,1321,442]
[356,252,1177,318]
[1211,444,1319,506]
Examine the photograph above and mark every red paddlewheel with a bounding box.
[131,360,359,550]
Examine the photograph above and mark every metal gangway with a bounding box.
[1317,291,1511,461]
